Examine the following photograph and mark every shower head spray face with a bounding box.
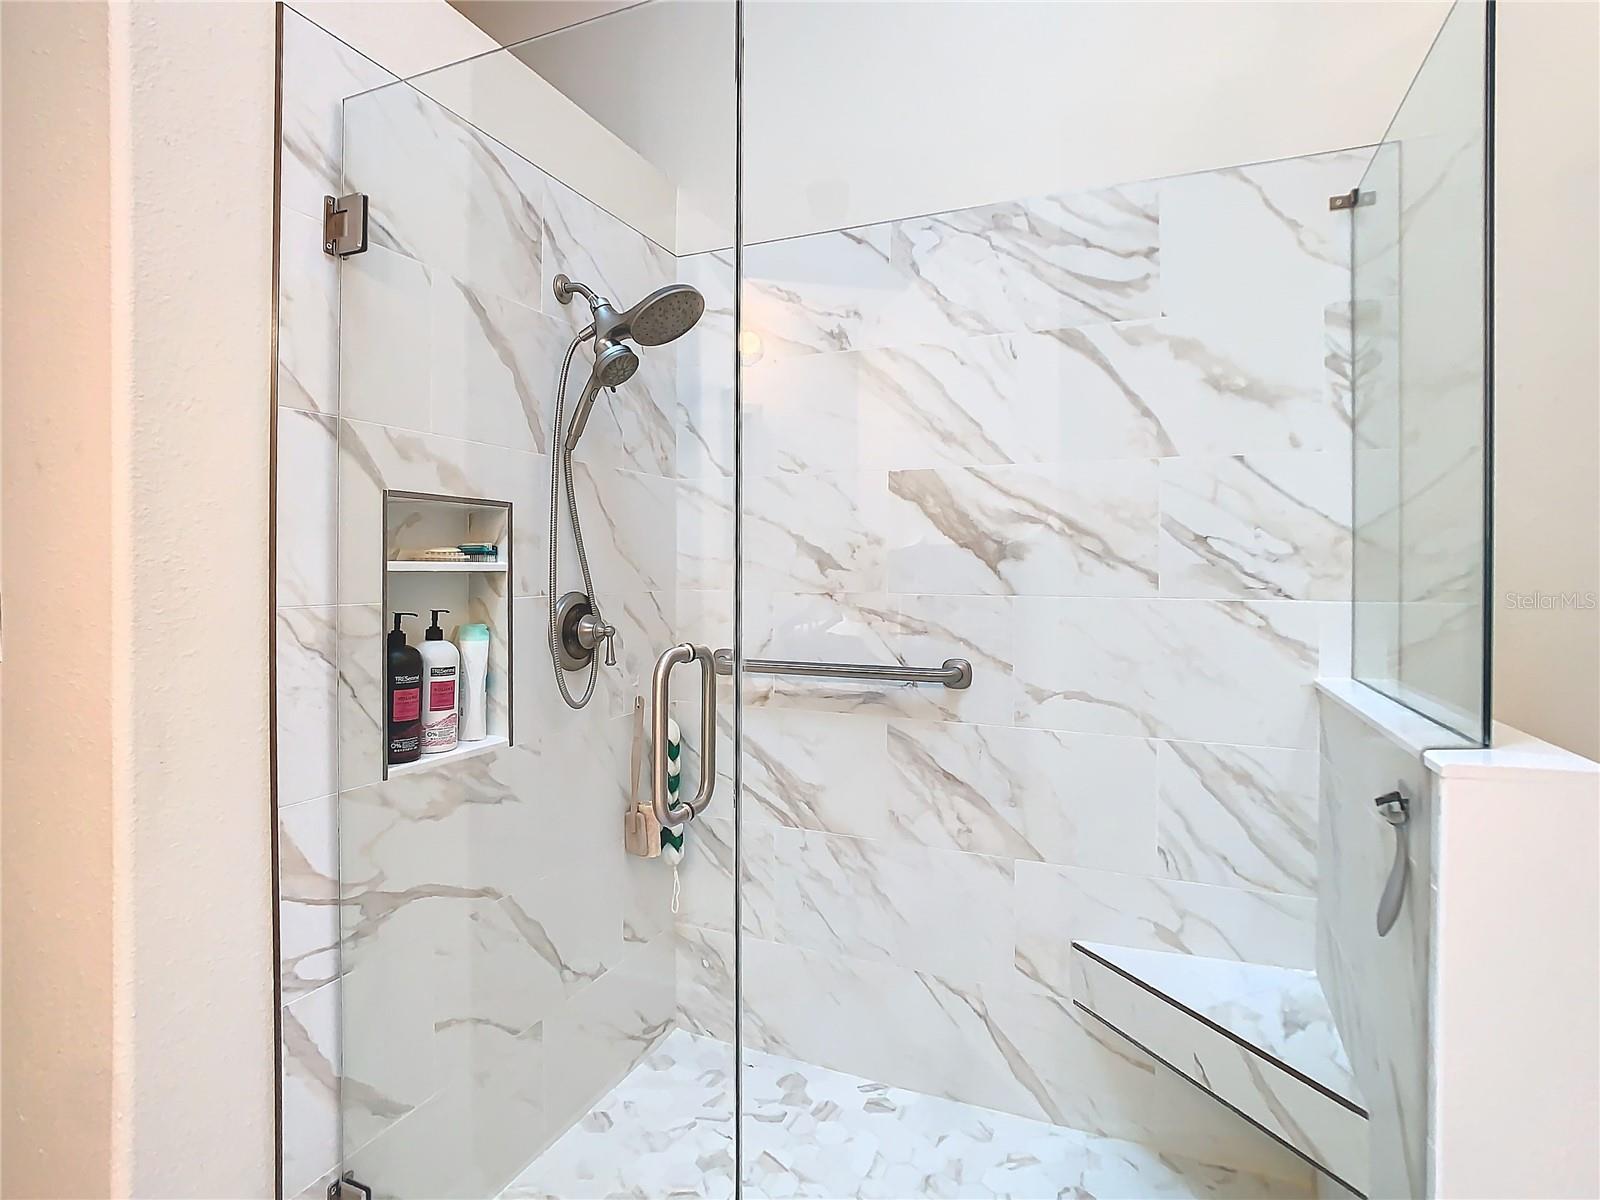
[594,338,639,387]
[623,284,706,346]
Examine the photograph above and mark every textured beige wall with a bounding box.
[1492,0,1600,760]
[2,3,118,1194]
[2,3,277,1196]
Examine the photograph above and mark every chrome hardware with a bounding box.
[555,591,613,671]
[328,1173,372,1200]
[577,612,617,667]
[1329,188,1376,211]
[323,193,368,257]
[651,643,717,827]
[711,648,972,690]
[1375,784,1412,937]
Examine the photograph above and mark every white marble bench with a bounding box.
[1070,941,1368,1196]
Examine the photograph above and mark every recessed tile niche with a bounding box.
[381,490,512,777]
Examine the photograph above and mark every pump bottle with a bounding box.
[387,612,423,765]
[419,609,461,754]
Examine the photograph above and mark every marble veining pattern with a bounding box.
[504,1029,1301,1200]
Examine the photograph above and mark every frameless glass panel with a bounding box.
[1352,0,1493,743]
[735,3,1462,1197]
[331,9,737,1195]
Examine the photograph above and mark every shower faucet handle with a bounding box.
[576,610,617,667]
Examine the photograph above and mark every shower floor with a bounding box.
[500,1030,1293,1199]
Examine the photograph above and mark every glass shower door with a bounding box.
[328,13,738,1196]
[1351,0,1495,742]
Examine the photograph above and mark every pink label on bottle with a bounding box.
[429,680,456,710]
[392,688,420,721]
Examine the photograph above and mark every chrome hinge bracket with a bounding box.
[323,193,369,258]
[327,1171,373,1200]
[1329,188,1375,212]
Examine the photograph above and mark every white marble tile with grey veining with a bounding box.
[742,182,1160,361]
[742,471,889,594]
[278,7,395,222]
[1157,739,1318,896]
[281,981,342,1197]
[741,825,1015,986]
[743,333,1053,475]
[1040,314,1341,459]
[1158,452,1352,601]
[673,250,736,479]
[429,276,570,455]
[737,706,895,833]
[675,926,736,1045]
[1012,597,1325,749]
[339,243,433,432]
[275,407,338,608]
[277,208,340,416]
[541,935,676,1136]
[563,461,675,597]
[676,473,735,593]
[1160,150,1368,323]
[883,721,1160,871]
[343,77,546,310]
[1015,860,1317,999]
[540,176,674,332]
[888,460,1160,597]
[278,793,340,1000]
[277,606,339,805]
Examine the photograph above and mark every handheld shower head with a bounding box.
[564,338,638,452]
[551,274,703,452]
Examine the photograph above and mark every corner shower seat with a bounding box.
[1069,942,1368,1197]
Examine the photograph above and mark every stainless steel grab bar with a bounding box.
[650,643,717,827]
[711,648,972,690]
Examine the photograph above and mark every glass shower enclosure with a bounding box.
[330,14,738,1194]
[310,2,1495,1196]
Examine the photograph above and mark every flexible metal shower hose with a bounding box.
[548,333,603,710]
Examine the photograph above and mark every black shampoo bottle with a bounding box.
[387,612,424,765]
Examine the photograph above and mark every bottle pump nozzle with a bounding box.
[426,609,450,641]
[389,612,418,648]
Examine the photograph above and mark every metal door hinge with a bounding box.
[323,193,369,257]
[328,1172,373,1200]
[1329,188,1376,212]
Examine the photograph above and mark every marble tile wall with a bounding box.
[669,149,1366,1182]
[275,11,684,1197]
[1315,695,1434,1198]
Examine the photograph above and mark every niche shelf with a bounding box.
[388,734,509,778]
[381,490,514,781]
[386,559,508,574]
